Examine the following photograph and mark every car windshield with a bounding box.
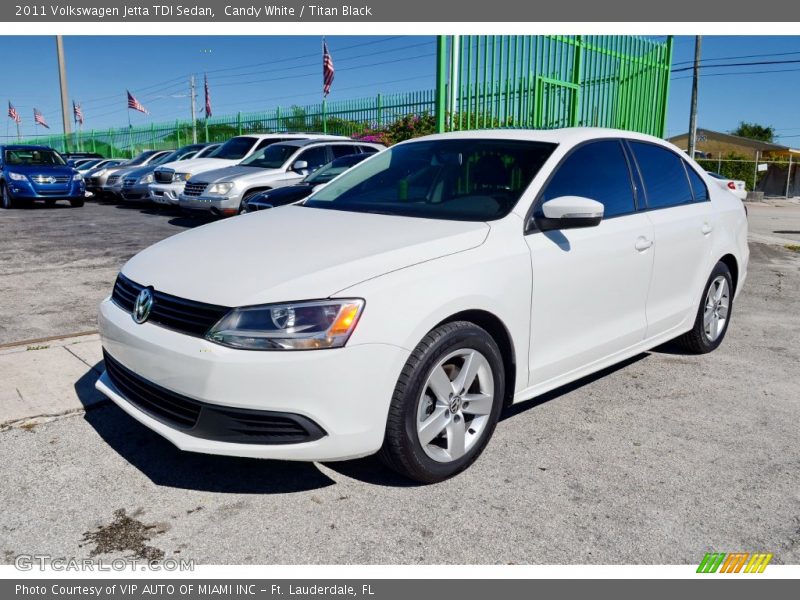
[127,151,160,166]
[5,148,66,166]
[303,139,556,221]
[78,159,102,169]
[210,137,256,160]
[196,145,219,158]
[305,156,365,184]
[239,144,298,169]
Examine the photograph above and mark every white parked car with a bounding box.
[178,140,384,216]
[706,171,747,201]
[95,128,748,483]
[149,134,345,207]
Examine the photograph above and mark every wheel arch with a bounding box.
[434,309,516,406]
[718,253,739,294]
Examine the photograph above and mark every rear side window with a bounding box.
[331,144,361,158]
[629,142,694,209]
[684,163,710,201]
[540,140,635,218]
[297,146,330,171]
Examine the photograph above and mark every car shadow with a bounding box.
[499,353,649,421]
[167,214,214,228]
[74,366,336,494]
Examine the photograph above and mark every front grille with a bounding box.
[32,175,70,184]
[107,175,120,185]
[103,350,327,444]
[123,177,137,188]
[183,181,208,197]
[154,170,174,184]
[111,273,230,337]
[104,350,201,429]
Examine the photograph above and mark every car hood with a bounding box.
[7,164,75,177]
[122,205,490,306]
[156,157,237,175]
[191,165,282,184]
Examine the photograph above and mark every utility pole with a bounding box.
[687,35,702,159]
[56,35,72,151]
[189,75,197,144]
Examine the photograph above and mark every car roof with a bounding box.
[3,145,54,151]
[233,133,349,141]
[403,127,675,149]
[270,139,374,149]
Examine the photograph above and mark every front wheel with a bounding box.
[379,321,505,483]
[69,198,85,208]
[1,182,14,209]
[674,261,734,354]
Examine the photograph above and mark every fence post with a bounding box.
[237,112,242,136]
[175,120,181,147]
[377,93,383,128]
[91,131,96,154]
[109,129,115,158]
[322,99,328,134]
[435,35,447,133]
[204,120,209,143]
[787,154,793,198]
[150,123,156,148]
[753,150,759,191]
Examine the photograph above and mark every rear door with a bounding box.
[526,139,655,386]
[626,141,715,338]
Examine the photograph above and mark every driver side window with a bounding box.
[541,140,636,218]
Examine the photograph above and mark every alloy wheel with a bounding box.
[703,275,730,342]
[416,348,495,463]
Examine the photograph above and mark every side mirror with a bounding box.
[535,196,604,231]
[292,160,309,173]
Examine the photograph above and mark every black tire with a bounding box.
[69,198,85,208]
[1,182,14,209]
[240,189,267,214]
[379,321,505,484]
[674,261,734,354]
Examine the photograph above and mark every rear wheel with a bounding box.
[1,182,14,209]
[379,321,505,483]
[674,261,733,354]
[69,198,85,208]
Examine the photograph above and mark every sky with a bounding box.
[0,35,798,146]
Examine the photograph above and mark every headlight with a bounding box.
[173,172,190,182]
[206,299,365,351]
[139,173,154,184]
[8,172,27,181]
[73,173,83,181]
[206,182,234,195]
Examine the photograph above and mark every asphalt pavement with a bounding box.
[0,199,798,564]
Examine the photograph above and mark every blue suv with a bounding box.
[0,145,86,209]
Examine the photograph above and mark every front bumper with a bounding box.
[95,298,407,461]
[8,178,84,200]
[179,193,242,215]
[120,182,152,201]
[149,182,184,205]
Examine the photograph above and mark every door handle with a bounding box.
[701,223,713,235]
[635,236,653,251]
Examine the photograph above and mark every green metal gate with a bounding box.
[435,35,673,137]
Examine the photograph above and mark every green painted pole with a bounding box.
[435,35,447,133]
[659,36,674,138]
[237,112,242,136]
[322,99,328,134]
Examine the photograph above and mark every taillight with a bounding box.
[727,181,736,190]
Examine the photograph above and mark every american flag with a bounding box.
[73,101,84,125]
[204,74,212,118]
[8,102,20,124]
[322,41,335,97]
[33,108,50,129]
[126,90,149,114]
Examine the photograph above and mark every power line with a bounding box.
[672,49,800,67]
[672,57,800,73]
[672,66,800,80]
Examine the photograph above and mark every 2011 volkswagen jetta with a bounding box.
[95,128,748,483]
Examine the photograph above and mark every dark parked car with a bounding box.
[0,145,85,209]
[242,153,375,213]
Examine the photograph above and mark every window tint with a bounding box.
[629,142,694,209]
[359,145,380,154]
[298,146,330,171]
[256,138,287,151]
[684,163,710,201]
[331,144,361,158]
[540,140,635,218]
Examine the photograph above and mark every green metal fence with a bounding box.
[21,90,437,157]
[18,35,671,156]
[436,35,672,136]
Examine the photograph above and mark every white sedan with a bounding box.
[707,171,747,201]
[95,128,748,483]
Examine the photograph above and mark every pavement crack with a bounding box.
[63,345,103,374]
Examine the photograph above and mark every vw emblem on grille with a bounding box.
[133,288,154,324]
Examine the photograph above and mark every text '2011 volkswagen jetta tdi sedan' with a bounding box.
[95,128,748,483]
